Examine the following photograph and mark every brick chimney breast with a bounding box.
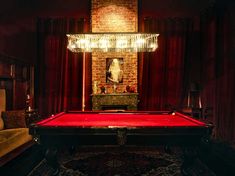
[91,0,138,94]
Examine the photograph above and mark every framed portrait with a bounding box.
[106,58,123,83]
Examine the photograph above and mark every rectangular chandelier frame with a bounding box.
[67,33,159,53]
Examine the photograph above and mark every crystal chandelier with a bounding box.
[67,33,159,52]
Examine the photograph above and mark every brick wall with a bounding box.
[91,0,137,32]
[92,52,137,93]
[91,0,138,93]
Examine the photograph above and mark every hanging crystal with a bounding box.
[67,33,159,53]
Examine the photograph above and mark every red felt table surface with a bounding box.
[37,112,205,127]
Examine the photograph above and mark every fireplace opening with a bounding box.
[101,105,128,111]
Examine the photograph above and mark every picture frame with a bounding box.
[106,58,123,83]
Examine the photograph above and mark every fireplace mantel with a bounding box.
[91,93,138,110]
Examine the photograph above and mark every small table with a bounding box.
[30,111,213,174]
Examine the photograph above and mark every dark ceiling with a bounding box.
[0,0,213,22]
[0,0,218,61]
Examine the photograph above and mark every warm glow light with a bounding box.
[67,33,159,52]
[116,38,128,48]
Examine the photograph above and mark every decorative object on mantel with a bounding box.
[130,86,135,93]
[125,85,135,93]
[100,85,106,94]
[93,81,98,94]
[113,83,117,93]
[126,85,131,93]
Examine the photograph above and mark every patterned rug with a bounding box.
[27,146,216,176]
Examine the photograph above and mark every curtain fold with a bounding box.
[138,17,193,111]
[36,18,91,117]
[200,4,235,142]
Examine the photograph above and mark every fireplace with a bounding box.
[101,105,128,111]
[91,93,138,111]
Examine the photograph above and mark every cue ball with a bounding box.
[172,112,175,115]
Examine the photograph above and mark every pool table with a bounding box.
[29,111,213,174]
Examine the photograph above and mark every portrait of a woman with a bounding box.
[106,58,123,83]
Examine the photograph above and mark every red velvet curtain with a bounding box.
[200,4,235,142]
[138,18,193,111]
[36,18,91,117]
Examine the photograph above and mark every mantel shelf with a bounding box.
[91,93,138,96]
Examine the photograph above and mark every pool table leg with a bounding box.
[164,145,172,154]
[69,145,76,156]
[45,147,60,175]
[117,129,127,145]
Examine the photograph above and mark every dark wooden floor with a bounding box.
[1,140,235,176]
[199,141,235,176]
[0,145,44,176]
